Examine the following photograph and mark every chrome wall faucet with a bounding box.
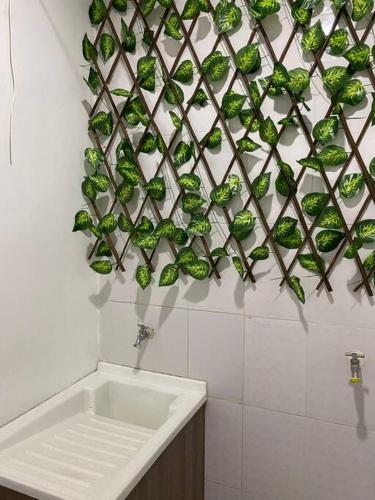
[345,351,365,384]
[134,324,154,348]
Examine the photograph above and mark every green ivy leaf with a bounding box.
[210,183,233,207]
[98,214,118,234]
[118,214,134,233]
[237,137,261,153]
[132,233,158,250]
[89,225,102,239]
[84,68,100,93]
[344,238,363,258]
[232,256,245,278]
[207,55,230,82]
[186,260,210,280]
[137,56,156,79]
[113,0,127,11]
[239,109,261,132]
[364,250,375,272]
[73,210,92,231]
[339,173,365,198]
[312,116,338,145]
[173,60,194,84]
[316,206,343,229]
[141,0,156,16]
[229,210,256,241]
[298,253,324,273]
[137,216,154,234]
[90,260,113,275]
[159,264,179,286]
[272,62,290,88]
[142,28,154,47]
[275,161,296,197]
[298,156,323,172]
[154,218,176,239]
[164,13,183,40]
[336,79,366,106]
[145,176,166,201]
[121,19,136,52]
[136,265,152,289]
[85,148,103,169]
[187,213,212,236]
[174,141,193,166]
[327,29,349,56]
[275,228,302,249]
[122,97,149,126]
[248,81,262,109]
[89,0,106,24]
[164,80,185,105]
[100,33,115,61]
[259,76,283,97]
[317,145,348,166]
[156,135,167,155]
[286,68,310,94]
[356,219,375,243]
[90,173,110,192]
[89,111,113,136]
[111,88,133,98]
[344,43,370,71]
[169,111,182,133]
[116,182,134,203]
[211,247,229,258]
[259,117,278,146]
[252,172,271,200]
[352,0,374,21]
[221,92,246,119]
[181,0,200,19]
[316,229,345,252]
[370,157,375,178]
[139,132,156,154]
[82,178,97,201]
[96,241,112,257]
[188,88,209,107]
[83,34,98,62]
[301,20,325,53]
[228,174,241,195]
[287,276,305,304]
[234,44,260,74]
[178,173,201,191]
[291,5,311,24]
[249,245,270,260]
[274,216,298,239]
[182,193,206,213]
[248,0,280,19]
[213,0,242,33]
[175,247,198,267]
[174,228,189,245]
[301,192,329,216]
[278,116,299,127]
[201,127,222,149]
[322,66,350,94]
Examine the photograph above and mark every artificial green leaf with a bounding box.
[187,213,212,236]
[181,0,200,19]
[164,13,183,40]
[182,193,206,213]
[344,238,363,258]
[96,241,112,257]
[178,173,201,191]
[316,206,343,229]
[90,173,110,192]
[249,245,270,260]
[136,265,152,289]
[85,148,103,169]
[259,117,278,146]
[201,51,222,73]
[159,264,179,286]
[207,55,230,82]
[232,256,245,278]
[275,161,296,197]
[339,173,365,198]
[222,91,246,119]
[337,79,366,106]
[356,219,375,243]
[291,5,311,24]
[137,216,154,234]
[100,33,115,61]
[140,74,155,93]
[332,0,347,9]
[344,43,370,71]
[201,127,222,149]
[327,29,349,56]
[82,178,97,201]
[84,68,100,93]
[199,0,210,11]
[113,0,127,10]
[298,253,324,273]
[228,174,241,195]
[210,184,233,207]
[237,137,261,153]
[122,97,148,126]
[188,88,209,107]
[229,210,256,241]
[259,76,283,97]
[156,135,167,155]
[143,28,154,47]
[322,66,350,94]
[185,260,210,280]
[164,81,185,105]
[116,155,136,174]
[278,116,299,127]
[174,141,193,166]
[111,88,133,97]
[118,214,134,233]
[252,172,271,199]
[301,21,325,53]
[316,229,345,252]
[174,228,189,245]
[141,0,156,16]
[89,111,113,136]
[272,62,290,88]
[89,225,102,239]
[121,168,140,187]
[121,19,136,52]
[287,276,305,304]
[274,216,298,239]
[139,132,156,154]
[317,145,348,166]
[312,116,338,145]
[248,81,262,109]
[213,0,242,33]
[116,182,134,203]
[82,34,98,62]
[364,250,375,272]
[89,0,106,24]
[301,192,329,216]
[173,60,194,84]
[90,260,113,274]
[298,156,323,172]
[370,157,375,178]
[73,210,92,231]
[239,109,261,132]
[275,228,302,249]
[145,176,166,201]
[286,68,310,94]
[132,233,159,249]
[158,0,172,7]
[98,213,118,234]
[211,247,229,257]
[352,0,374,21]
[175,248,198,267]
[137,56,156,80]
[234,44,260,74]
[154,218,176,239]
[248,0,280,19]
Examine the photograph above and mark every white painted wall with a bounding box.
[98,1,375,499]
[0,0,98,427]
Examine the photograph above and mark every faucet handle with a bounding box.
[138,324,155,337]
[345,351,365,358]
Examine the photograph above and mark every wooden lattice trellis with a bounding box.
[75,0,375,303]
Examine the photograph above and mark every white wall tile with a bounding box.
[306,322,375,431]
[189,311,244,402]
[242,406,305,500]
[205,399,243,489]
[244,317,306,415]
[305,419,375,500]
[100,301,188,377]
[205,481,241,500]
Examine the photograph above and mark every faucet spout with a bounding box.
[133,324,154,348]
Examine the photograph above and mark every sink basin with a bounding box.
[0,362,206,500]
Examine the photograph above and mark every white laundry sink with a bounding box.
[0,362,207,500]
